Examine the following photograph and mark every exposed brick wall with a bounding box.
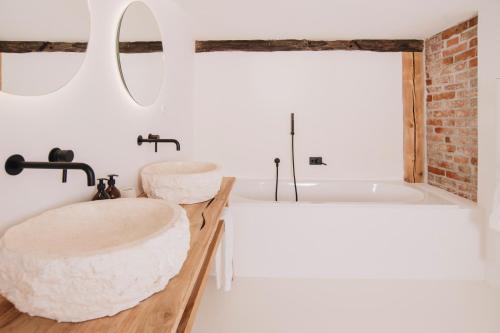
[425,16,478,201]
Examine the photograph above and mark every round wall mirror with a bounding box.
[0,0,90,96]
[118,2,164,106]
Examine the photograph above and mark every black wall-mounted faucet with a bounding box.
[5,153,96,186]
[48,148,75,183]
[137,134,180,152]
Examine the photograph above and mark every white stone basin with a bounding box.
[0,198,190,323]
[141,161,223,204]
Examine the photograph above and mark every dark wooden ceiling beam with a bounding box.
[195,39,424,53]
[0,41,163,53]
[0,39,423,53]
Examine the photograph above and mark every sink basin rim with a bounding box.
[140,161,222,177]
[0,198,184,259]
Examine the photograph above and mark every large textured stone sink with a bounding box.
[141,161,223,204]
[0,198,190,322]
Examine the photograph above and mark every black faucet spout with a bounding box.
[137,134,181,152]
[5,155,96,186]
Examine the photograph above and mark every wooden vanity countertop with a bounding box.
[0,177,236,333]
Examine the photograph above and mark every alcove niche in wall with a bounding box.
[0,0,90,95]
[0,36,424,183]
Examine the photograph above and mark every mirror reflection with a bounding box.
[118,2,164,106]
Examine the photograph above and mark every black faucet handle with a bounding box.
[148,134,160,140]
[49,148,74,162]
[49,148,74,184]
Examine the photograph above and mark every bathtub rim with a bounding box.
[230,178,476,209]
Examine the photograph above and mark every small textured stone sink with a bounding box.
[0,198,190,323]
[141,161,223,204]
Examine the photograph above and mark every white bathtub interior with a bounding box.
[234,179,455,205]
[230,179,483,280]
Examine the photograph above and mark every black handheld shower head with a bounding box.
[291,113,295,135]
[274,158,281,164]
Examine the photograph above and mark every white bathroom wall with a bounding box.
[193,51,403,180]
[0,0,195,235]
[479,0,500,288]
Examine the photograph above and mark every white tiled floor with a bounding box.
[193,277,500,333]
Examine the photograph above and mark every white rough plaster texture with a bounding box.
[141,161,223,204]
[0,199,190,322]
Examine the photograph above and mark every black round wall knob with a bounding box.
[5,154,25,175]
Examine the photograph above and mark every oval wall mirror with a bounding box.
[0,0,90,96]
[118,2,164,106]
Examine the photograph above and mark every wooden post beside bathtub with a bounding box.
[402,52,424,183]
[0,177,235,333]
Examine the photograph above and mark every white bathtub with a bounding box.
[230,179,484,280]
[235,179,453,204]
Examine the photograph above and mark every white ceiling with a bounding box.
[175,0,478,40]
[0,0,478,41]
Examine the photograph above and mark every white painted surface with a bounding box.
[0,0,194,235]
[194,277,500,333]
[194,51,403,181]
[176,0,477,40]
[478,1,500,289]
[0,199,190,322]
[230,180,483,279]
[141,161,223,204]
[0,0,90,41]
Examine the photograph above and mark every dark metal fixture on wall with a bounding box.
[274,158,280,202]
[137,134,180,152]
[48,148,75,183]
[5,153,96,186]
[291,113,298,202]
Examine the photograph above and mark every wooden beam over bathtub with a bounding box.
[402,52,424,183]
[195,39,424,52]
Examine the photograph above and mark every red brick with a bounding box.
[460,27,477,42]
[433,92,455,101]
[442,21,469,39]
[469,37,478,48]
[435,127,456,135]
[442,57,454,65]
[446,171,470,183]
[444,83,466,90]
[427,119,442,126]
[454,48,477,62]
[428,166,445,176]
[467,16,478,28]
[454,156,469,164]
[469,58,478,68]
[443,43,467,57]
[446,37,459,47]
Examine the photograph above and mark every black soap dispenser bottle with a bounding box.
[93,178,111,200]
[106,174,121,199]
